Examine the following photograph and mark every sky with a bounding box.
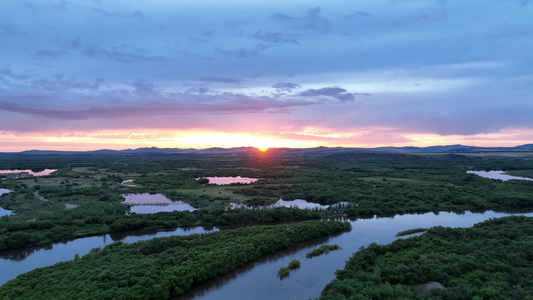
[1,0,533,151]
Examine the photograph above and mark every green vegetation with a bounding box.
[278,259,301,278]
[288,259,301,269]
[2,152,533,298]
[320,216,533,299]
[395,228,428,237]
[0,205,320,251]
[0,221,350,299]
[278,267,290,277]
[306,244,340,258]
[2,152,533,252]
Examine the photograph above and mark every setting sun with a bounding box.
[258,147,269,152]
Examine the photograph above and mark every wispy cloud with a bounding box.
[253,31,300,45]
[272,82,301,93]
[0,92,316,121]
[271,7,332,34]
[343,11,372,19]
[91,7,144,19]
[297,87,367,103]
[197,77,244,84]
[82,43,167,62]
[0,23,25,37]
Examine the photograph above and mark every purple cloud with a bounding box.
[272,82,301,93]
[298,87,367,103]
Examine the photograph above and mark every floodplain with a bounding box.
[1,150,533,299]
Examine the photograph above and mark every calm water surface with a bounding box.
[121,193,197,214]
[200,176,258,185]
[0,226,218,286]
[0,169,57,176]
[467,170,533,181]
[0,189,12,216]
[0,207,11,216]
[231,199,348,210]
[178,211,533,300]
[2,210,532,295]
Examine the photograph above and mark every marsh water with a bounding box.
[200,176,258,185]
[0,169,57,176]
[467,170,533,181]
[2,210,533,298]
[0,188,12,216]
[230,199,348,210]
[0,226,218,286]
[176,210,533,300]
[121,193,197,214]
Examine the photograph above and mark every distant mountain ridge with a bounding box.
[1,144,533,157]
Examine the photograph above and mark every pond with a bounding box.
[199,176,258,185]
[0,169,57,177]
[467,170,533,182]
[0,207,11,217]
[0,189,12,216]
[121,193,197,214]
[0,226,218,286]
[230,199,349,210]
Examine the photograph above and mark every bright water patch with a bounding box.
[120,180,137,187]
[467,170,533,182]
[230,199,349,210]
[0,207,11,217]
[0,226,218,286]
[2,210,533,291]
[178,211,533,300]
[0,189,13,216]
[0,169,57,176]
[199,176,258,185]
[121,193,197,214]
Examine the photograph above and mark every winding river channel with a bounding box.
[2,210,533,299]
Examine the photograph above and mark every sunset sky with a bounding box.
[1,0,532,151]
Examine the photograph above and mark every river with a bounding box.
[1,211,532,299]
[178,211,533,300]
[0,226,218,286]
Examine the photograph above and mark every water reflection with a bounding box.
[0,189,12,216]
[467,170,533,182]
[177,211,533,300]
[0,226,218,286]
[120,179,137,187]
[2,210,533,295]
[199,176,258,185]
[121,193,197,214]
[0,207,11,216]
[0,169,57,176]
[230,199,349,210]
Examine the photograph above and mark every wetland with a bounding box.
[1,150,533,298]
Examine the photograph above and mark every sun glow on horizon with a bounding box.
[1,128,533,152]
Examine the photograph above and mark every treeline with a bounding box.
[0,207,320,251]
[0,221,351,299]
[321,216,533,299]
